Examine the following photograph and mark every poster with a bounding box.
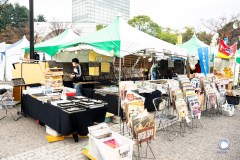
[89,67,99,76]
[101,62,110,73]
[89,51,99,62]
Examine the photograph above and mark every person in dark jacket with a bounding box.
[70,58,83,96]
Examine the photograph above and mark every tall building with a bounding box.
[72,0,130,25]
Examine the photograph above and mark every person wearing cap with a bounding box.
[70,58,83,96]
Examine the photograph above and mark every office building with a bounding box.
[72,0,130,24]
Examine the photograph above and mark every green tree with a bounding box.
[157,27,178,44]
[128,15,161,37]
[0,2,29,43]
[96,24,106,31]
[182,27,195,43]
[0,2,28,30]
[35,14,47,22]
[196,31,213,45]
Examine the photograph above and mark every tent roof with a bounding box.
[6,36,28,51]
[179,34,209,56]
[5,36,29,54]
[64,44,114,57]
[25,29,80,57]
[61,17,187,57]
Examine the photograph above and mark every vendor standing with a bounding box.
[194,60,201,73]
[70,58,83,96]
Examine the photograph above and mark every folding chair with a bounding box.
[153,97,178,141]
[0,88,22,121]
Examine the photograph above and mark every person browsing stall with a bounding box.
[70,58,83,96]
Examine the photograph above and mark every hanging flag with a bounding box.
[210,53,214,62]
[236,50,240,64]
[198,47,209,76]
[217,39,237,59]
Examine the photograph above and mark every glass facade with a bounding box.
[72,0,130,24]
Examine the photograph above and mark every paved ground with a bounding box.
[0,106,240,160]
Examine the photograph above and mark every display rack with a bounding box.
[43,68,63,90]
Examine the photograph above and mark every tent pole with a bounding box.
[3,54,6,81]
[212,47,215,74]
[233,61,236,89]
[209,47,211,73]
[118,57,121,117]
[186,56,190,78]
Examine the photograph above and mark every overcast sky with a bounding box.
[9,0,240,31]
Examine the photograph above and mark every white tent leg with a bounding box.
[118,57,121,116]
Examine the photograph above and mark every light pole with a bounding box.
[232,20,240,88]
[29,0,34,60]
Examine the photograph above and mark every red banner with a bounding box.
[217,39,237,59]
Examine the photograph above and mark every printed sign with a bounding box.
[136,126,155,144]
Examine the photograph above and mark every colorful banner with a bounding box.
[217,39,237,59]
[198,47,209,76]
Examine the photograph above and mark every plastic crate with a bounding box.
[226,95,240,105]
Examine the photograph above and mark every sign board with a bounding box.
[101,62,110,73]
[89,67,99,76]
[136,126,155,144]
[89,51,99,62]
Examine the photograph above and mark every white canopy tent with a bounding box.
[5,36,29,81]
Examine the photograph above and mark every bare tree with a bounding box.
[71,23,82,36]
[201,13,240,46]
[34,27,45,43]
[46,18,72,40]
[201,13,240,33]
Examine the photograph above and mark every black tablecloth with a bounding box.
[22,94,107,136]
[140,90,162,112]
[81,88,161,114]
[95,93,120,116]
